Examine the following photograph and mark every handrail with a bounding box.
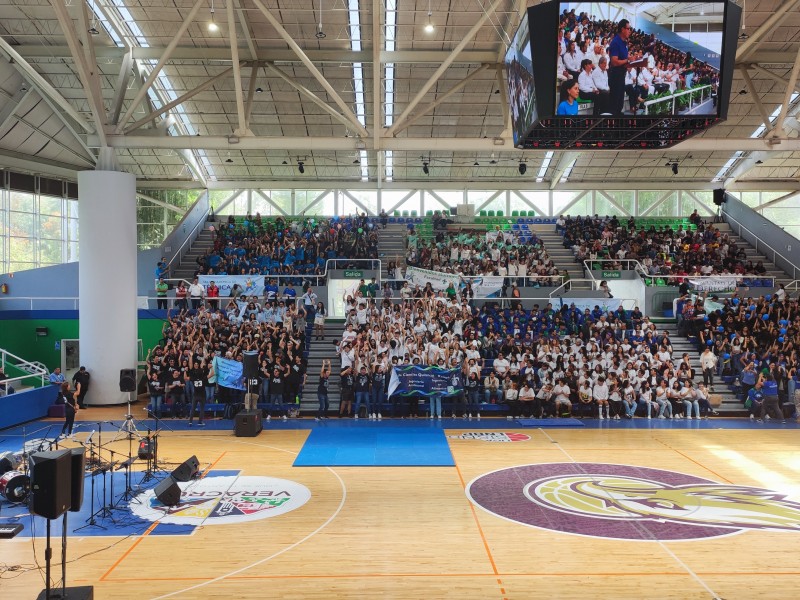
[1,348,48,389]
[582,259,649,280]
[723,210,800,281]
[165,191,213,272]
[643,84,712,116]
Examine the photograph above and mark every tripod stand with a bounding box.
[112,391,142,442]
[139,429,166,484]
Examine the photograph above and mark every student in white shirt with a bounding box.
[592,376,610,420]
[577,59,599,115]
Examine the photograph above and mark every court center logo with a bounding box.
[447,432,531,442]
[466,463,800,541]
[130,475,311,525]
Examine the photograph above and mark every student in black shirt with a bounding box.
[188,355,208,426]
[59,383,78,439]
[167,369,186,417]
[339,367,354,418]
[269,366,286,420]
[316,359,331,420]
[286,354,307,405]
[354,365,372,419]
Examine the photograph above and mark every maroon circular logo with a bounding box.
[466,463,800,541]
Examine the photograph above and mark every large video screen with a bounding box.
[555,2,724,118]
[505,12,537,145]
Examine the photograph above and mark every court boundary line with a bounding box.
[148,436,347,600]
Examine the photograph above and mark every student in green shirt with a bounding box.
[156,278,169,310]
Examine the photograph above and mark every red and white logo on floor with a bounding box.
[447,432,531,443]
[130,475,311,525]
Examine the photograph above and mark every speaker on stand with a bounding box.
[243,351,260,411]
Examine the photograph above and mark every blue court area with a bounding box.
[293,423,455,467]
[0,469,241,539]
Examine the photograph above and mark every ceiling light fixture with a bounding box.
[88,25,100,35]
[315,0,326,38]
[518,162,527,175]
[671,162,679,175]
[88,0,100,35]
[422,161,430,175]
[424,0,434,32]
[298,161,305,174]
[208,0,219,32]
[281,160,287,165]
[474,161,480,166]
[255,87,263,93]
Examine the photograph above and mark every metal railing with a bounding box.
[0,348,48,393]
[643,84,713,116]
[582,259,649,280]
[724,211,800,281]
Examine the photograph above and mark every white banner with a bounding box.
[463,276,504,298]
[689,277,738,293]
[405,266,460,291]
[486,231,514,244]
[199,275,265,297]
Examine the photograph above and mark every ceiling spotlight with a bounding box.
[671,162,679,175]
[316,29,326,39]
[422,161,430,175]
[225,157,233,163]
[298,161,305,174]
[739,89,747,95]
[474,161,480,166]
[353,159,360,164]
[255,87,263,93]
[88,25,100,35]
[208,0,219,33]
[739,32,749,40]
[518,162,527,175]
[755,159,764,165]
[424,0,434,33]
[316,0,327,38]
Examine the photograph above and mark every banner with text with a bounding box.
[199,275,265,297]
[405,266,461,292]
[462,276,504,298]
[212,355,245,390]
[388,366,463,397]
[688,277,738,293]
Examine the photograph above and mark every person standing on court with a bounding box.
[72,365,90,409]
[59,382,78,439]
[608,19,634,116]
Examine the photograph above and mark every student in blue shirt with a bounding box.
[556,79,580,116]
[283,282,297,305]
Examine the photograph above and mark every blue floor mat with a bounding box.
[515,418,585,428]
[293,424,455,467]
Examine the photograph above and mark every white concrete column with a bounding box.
[77,171,138,406]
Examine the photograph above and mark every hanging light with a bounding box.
[298,161,305,174]
[422,161,430,175]
[208,0,219,32]
[315,0,326,38]
[88,0,100,34]
[518,162,527,175]
[424,0,434,32]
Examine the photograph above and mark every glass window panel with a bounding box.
[137,223,164,246]
[346,190,378,214]
[595,195,625,217]
[9,237,34,263]
[760,191,798,208]
[638,191,677,215]
[553,191,587,216]
[40,195,63,216]
[9,261,35,272]
[10,191,34,212]
[68,241,79,262]
[739,192,760,208]
[680,192,714,216]
[40,215,63,239]
[268,190,292,214]
[250,192,276,216]
[688,191,716,213]
[514,191,549,215]
[9,211,34,236]
[40,238,63,263]
[469,190,505,214]
[137,205,163,223]
[762,207,800,227]
[67,219,79,243]
[296,190,330,215]
[210,190,240,214]
[68,200,79,219]
[382,191,420,215]
[603,191,634,214]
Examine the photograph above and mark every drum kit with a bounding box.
[0,451,28,503]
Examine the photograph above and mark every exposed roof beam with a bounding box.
[109,51,134,126]
[737,0,800,63]
[250,0,369,138]
[0,88,33,131]
[723,151,770,187]
[739,67,772,133]
[226,0,249,136]
[0,148,86,178]
[90,135,800,153]
[550,152,579,190]
[0,42,94,133]
[386,0,505,137]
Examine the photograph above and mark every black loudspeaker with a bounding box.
[242,351,259,379]
[154,475,181,506]
[29,449,72,519]
[172,455,200,482]
[138,438,157,460]
[713,188,726,206]
[36,585,94,600]
[69,447,86,512]
[119,368,137,392]
[234,410,262,437]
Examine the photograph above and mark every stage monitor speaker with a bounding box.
[36,585,94,600]
[242,351,259,379]
[119,369,137,392]
[172,455,200,482]
[154,475,181,506]
[29,449,72,519]
[234,410,263,437]
[69,447,86,512]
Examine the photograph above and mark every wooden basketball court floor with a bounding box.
[2,408,800,600]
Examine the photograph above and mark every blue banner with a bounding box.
[199,275,265,297]
[212,355,245,390]
[388,366,463,397]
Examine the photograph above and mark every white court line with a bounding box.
[149,436,347,599]
[536,428,722,600]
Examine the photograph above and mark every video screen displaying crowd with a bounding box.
[332,288,718,422]
[396,225,564,289]
[190,213,379,281]
[559,213,774,282]
[556,8,718,116]
[677,289,799,422]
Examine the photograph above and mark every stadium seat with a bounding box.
[487,210,495,217]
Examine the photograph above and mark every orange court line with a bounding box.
[655,438,733,483]
[201,451,228,478]
[453,462,499,576]
[100,521,159,581]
